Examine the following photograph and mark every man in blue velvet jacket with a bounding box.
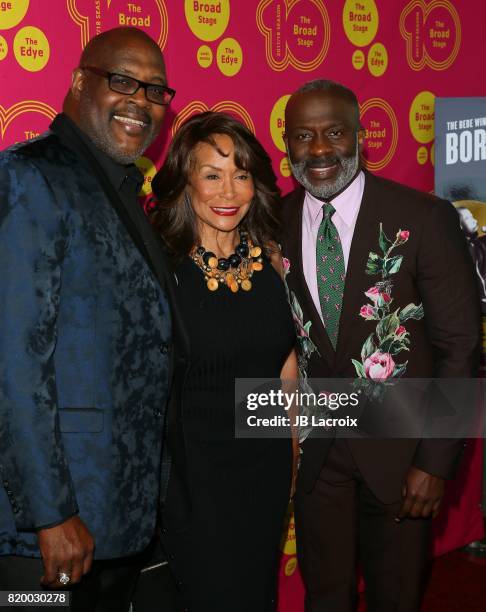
[0,27,178,609]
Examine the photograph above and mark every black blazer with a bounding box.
[281,171,481,502]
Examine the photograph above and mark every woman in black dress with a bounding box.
[151,112,297,612]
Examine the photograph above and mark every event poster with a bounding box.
[2,3,486,610]
[435,97,486,356]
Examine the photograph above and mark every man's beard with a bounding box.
[289,138,360,200]
[79,101,157,164]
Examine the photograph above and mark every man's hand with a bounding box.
[37,516,94,588]
[396,466,445,521]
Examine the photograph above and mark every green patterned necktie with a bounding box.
[316,203,346,349]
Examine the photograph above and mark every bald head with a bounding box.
[79,27,163,70]
[285,79,361,131]
[67,27,169,164]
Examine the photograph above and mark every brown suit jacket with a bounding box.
[281,171,481,503]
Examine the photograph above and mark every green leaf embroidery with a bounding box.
[379,223,393,255]
[351,359,366,378]
[381,337,411,355]
[361,333,377,362]
[399,303,424,322]
[376,311,400,342]
[366,252,383,275]
[392,361,408,378]
[383,255,403,277]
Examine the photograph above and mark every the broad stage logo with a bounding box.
[399,0,461,71]
[360,98,398,172]
[0,0,30,30]
[256,0,330,72]
[67,0,168,49]
[185,0,230,42]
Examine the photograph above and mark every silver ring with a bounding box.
[57,571,71,585]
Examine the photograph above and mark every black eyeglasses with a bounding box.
[81,66,176,106]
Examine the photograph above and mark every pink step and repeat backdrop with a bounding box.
[2,1,485,609]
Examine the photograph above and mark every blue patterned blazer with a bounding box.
[0,118,173,559]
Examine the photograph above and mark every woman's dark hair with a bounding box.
[150,111,281,257]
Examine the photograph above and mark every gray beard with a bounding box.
[79,103,157,164]
[85,127,151,164]
[289,139,360,200]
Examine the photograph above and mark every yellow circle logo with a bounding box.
[0,0,29,30]
[197,44,213,68]
[284,557,298,576]
[416,146,428,165]
[270,94,291,153]
[430,142,435,167]
[343,0,379,47]
[185,0,230,42]
[216,37,242,77]
[280,507,297,556]
[352,49,365,70]
[0,35,8,60]
[360,97,399,172]
[409,91,435,144]
[135,156,157,196]
[280,156,291,178]
[13,26,49,72]
[367,42,387,77]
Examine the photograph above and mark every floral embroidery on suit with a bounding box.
[282,257,319,380]
[282,257,320,442]
[351,225,424,398]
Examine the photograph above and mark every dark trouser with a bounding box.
[295,439,432,612]
[0,548,150,612]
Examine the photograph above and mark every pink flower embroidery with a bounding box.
[365,286,391,304]
[359,304,377,320]
[395,325,406,336]
[396,230,410,244]
[364,351,395,381]
[295,321,308,338]
[282,258,290,275]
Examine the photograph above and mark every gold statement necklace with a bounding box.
[191,230,263,292]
